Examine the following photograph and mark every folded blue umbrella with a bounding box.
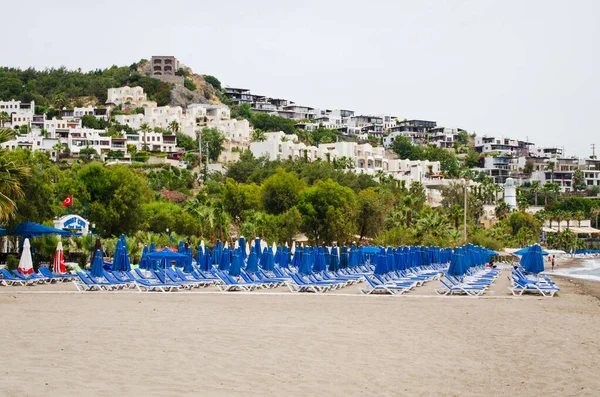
[139,246,150,270]
[254,238,261,257]
[219,248,231,271]
[373,253,388,275]
[521,244,545,274]
[90,249,104,278]
[291,247,302,268]
[299,246,313,274]
[340,246,349,269]
[262,247,275,271]
[329,247,340,272]
[279,247,290,268]
[229,251,242,276]
[447,247,465,277]
[239,236,246,260]
[112,240,122,271]
[196,245,204,268]
[183,247,194,273]
[313,247,326,273]
[275,246,282,264]
[246,250,259,273]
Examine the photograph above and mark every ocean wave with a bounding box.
[548,260,600,282]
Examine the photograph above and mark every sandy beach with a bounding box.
[1,270,599,397]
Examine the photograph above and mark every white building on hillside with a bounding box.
[249,132,441,185]
[0,100,35,129]
[106,86,157,107]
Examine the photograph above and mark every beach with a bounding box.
[1,270,599,397]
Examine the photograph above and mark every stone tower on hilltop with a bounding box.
[150,56,184,86]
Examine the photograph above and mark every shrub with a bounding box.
[184,78,197,91]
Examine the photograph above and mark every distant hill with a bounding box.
[0,59,222,111]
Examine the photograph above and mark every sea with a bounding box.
[549,259,600,282]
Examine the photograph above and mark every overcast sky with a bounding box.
[6,0,599,157]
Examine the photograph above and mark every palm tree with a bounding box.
[168,120,179,133]
[547,211,556,230]
[564,211,573,229]
[591,206,600,228]
[530,181,541,206]
[415,211,450,244]
[401,195,418,228]
[0,111,9,128]
[574,210,585,228]
[374,169,385,184]
[494,200,511,220]
[555,210,565,232]
[139,122,150,151]
[548,161,556,183]
[0,129,28,221]
[385,209,406,229]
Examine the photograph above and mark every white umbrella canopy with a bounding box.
[234,240,239,250]
[200,240,205,250]
[291,241,296,255]
[18,238,34,275]
[52,241,66,274]
[245,242,250,256]
[272,242,277,253]
[224,241,229,249]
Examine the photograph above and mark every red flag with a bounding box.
[61,196,73,207]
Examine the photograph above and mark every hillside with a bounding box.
[0,59,222,110]
[136,60,222,108]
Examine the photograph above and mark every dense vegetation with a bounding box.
[0,62,173,108]
[6,130,590,260]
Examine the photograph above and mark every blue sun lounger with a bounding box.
[360,276,411,295]
[11,270,50,284]
[509,277,560,297]
[435,279,486,296]
[0,269,28,286]
[73,272,116,291]
[214,270,260,292]
[38,267,74,282]
[126,271,180,292]
[287,273,335,293]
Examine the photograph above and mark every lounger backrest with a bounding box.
[39,267,54,278]
[365,276,380,288]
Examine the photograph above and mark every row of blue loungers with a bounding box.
[508,266,560,297]
[435,266,501,296]
[73,268,220,292]
[0,267,76,286]
[71,262,445,294]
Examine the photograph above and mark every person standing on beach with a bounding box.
[551,255,555,271]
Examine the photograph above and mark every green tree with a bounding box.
[231,103,253,121]
[261,168,306,215]
[494,199,512,220]
[572,169,586,191]
[79,147,98,162]
[175,132,196,151]
[356,188,387,241]
[390,135,423,160]
[464,148,481,168]
[168,120,180,133]
[456,130,469,145]
[222,178,261,222]
[0,111,9,127]
[139,122,151,150]
[201,127,225,161]
[203,75,221,90]
[297,179,357,244]
[0,130,28,222]
[251,113,297,134]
